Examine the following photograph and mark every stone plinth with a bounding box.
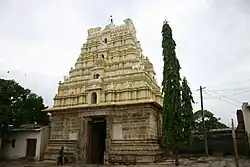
[43,140,77,162]
[45,102,162,163]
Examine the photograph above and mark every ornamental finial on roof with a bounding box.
[110,15,113,24]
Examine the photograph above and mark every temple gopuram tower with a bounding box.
[44,18,163,164]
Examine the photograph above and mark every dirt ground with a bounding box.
[0,157,250,167]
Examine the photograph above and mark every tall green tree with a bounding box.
[193,110,228,132]
[0,78,50,136]
[181,77,195,144]
[161,20,182,166]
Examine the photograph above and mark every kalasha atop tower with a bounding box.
[44,18,163,164]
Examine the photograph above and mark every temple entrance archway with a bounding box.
[87,117,107,164]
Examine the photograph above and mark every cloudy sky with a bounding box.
[0,0,250,126]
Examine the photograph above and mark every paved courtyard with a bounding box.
[0,157,250,167]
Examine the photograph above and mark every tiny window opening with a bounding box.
[93,74,100,79]
[12,139,16,148]
[104,38,107,43]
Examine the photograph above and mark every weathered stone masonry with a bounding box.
[43,18,163,163]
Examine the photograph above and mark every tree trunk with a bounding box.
[174,146,179,166]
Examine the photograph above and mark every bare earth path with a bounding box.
[1,157,250,167]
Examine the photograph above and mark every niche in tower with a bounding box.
[91,92,97,104]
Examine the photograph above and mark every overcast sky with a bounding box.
[1,0,250,126]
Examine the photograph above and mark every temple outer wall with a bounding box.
[49,102,163,163]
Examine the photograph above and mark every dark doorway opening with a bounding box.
[88,118,107,164]
[26,139,37,158]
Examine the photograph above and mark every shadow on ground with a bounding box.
[0,157,250,167]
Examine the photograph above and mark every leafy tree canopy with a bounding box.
[180,77,195,144]
[193,110,228,132]
[162,21,195,166]
[0,78,50,136]
[162,20,182,147]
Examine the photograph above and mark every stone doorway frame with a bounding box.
[79,114,112,164]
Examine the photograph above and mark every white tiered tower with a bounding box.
[44,18,163,164]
